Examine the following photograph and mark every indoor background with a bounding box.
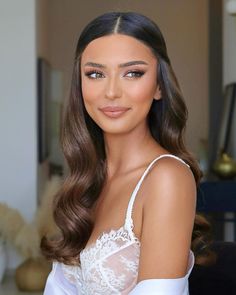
[0,0,236,294]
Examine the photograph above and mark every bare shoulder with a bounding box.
[143,155,196,209]
[137,155,196,281]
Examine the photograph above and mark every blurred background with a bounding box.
[0,0,236,293]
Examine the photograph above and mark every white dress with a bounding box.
[44,154,195,295]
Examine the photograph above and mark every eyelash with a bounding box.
[84,70,145,79]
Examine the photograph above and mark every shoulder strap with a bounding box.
[124,154,190,231]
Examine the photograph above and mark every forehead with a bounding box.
[81,34,156,65]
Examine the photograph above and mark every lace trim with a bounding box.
[80,225,140,274]
[61,219,140,292]
[80,224,139,256]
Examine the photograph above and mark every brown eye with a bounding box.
[125,70,145,78]
[85,70,104,79]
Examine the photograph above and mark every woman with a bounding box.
[42,11,211,294]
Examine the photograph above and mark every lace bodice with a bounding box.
[61,223,141,294]
[45,154,195,295]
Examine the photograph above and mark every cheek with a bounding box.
[81,80,105,122]
[81,79,98,103]
[81,81,97,120]
[126,78,157,104]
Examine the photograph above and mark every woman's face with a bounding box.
[80,34,161,135]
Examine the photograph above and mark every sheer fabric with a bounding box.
[44,154,194,295]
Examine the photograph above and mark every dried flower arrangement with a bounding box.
[0,175,61,259]
[0,175,61,290]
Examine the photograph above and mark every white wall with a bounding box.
[0,0,37,268]
[223,0,236,158]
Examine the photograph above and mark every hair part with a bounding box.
[113,16,121,33]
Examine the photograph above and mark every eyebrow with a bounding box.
[83,60,149,68]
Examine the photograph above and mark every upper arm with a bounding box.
[137,157,196,282]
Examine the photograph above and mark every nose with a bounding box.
[105,75,122,100]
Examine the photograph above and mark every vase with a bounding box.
[15,257,52,291]
[213,152,236,179]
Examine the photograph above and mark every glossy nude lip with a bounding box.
[99,106,130,118]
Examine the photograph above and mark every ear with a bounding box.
[153,85,162,100]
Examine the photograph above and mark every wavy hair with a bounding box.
[41,12,213,265]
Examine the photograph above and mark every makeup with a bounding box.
[99,106,130,118]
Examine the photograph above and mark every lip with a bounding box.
[99,106,130,118]
[99,106,130,112]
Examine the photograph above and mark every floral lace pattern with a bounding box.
[62,225,140,295]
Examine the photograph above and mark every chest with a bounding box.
[87,171,146,247]
[71,171,145,294]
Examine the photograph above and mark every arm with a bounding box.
[130,157,196,294]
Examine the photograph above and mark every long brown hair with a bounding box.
[41,12,212,265]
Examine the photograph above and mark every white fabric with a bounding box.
[44,154,194,295]
[129,250,194,295]
[44,261,79,295]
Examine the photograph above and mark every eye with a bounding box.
[84,70,104,79]
[125,70,145,78]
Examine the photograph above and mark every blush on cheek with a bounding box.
[81,82,90,99]
[127,78,157,103]
[81,89,96,103]
[81,81,103,103]
[129,88,155,103]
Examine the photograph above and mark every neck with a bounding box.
[103,124,164,179]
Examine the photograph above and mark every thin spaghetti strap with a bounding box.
[124,154,190,234]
